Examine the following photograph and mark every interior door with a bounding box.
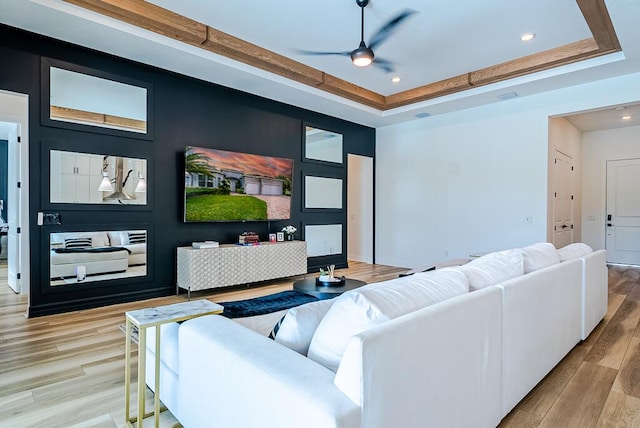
[347,154,373,263]
[6,122,20,292]
[552,151,574,248]
[606,158,640,265]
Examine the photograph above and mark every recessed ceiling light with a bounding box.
[415,112,431,118]
[391,76,401,83]
[622,115,632,120]
[521,33,536,42]
[498,92,519,100]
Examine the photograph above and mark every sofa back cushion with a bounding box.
[460,249,524,291]
[272,298,335,355]
[557,243,593,261]
[522,242,560,273]
[52,231,109,248]
[307,268,470,372]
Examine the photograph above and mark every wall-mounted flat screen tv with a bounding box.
[184,146,293,222]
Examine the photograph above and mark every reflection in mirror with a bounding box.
[50,150,147,205]
[305,224,342,257]
[305,126,343,164]
[50,67,147,133]
[50,230,147,286]
[305,176,342,209]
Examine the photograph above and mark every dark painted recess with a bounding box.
[0,24,375,316]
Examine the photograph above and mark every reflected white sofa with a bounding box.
[147,242,607,427]
[50,230,146,278]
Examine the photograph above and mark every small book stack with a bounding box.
[238,233,260,245]
[192,241,219,249]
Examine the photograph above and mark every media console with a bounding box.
[177,241,307,296]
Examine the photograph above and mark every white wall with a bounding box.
[582,125,640,249]
[376,72,640,269]
[547,117,583,242]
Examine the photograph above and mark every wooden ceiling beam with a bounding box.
[64,0,207,45]
[317,74,386,110]
[202,27,324,87]
[469,38,601,87]
[385,74,472,110]
[576,0,621,51]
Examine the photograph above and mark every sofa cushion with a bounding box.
[460,249,524,291]
[64,237,92,249]
[272,298,335,355]
[307,268,469,372]
[522,242,560,273]
[557,243,593,261]
[129,231,146,244]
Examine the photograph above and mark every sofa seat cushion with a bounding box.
[460,249,524,291]
[307,268,470,372]
[558,243,593,261]
[522,242,560,273]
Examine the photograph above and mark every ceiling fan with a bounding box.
[297,0,416,73]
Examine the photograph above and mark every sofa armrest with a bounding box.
[581,249,608,339]
[177,315,360,428]
[334,286,502,428]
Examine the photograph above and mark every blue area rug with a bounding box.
[220,290,318,318]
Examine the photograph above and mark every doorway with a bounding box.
[0,91,29,295]
[605,158,640,265]
[347,154,373,263]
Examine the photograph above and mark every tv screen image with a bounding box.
[184,146,293,222]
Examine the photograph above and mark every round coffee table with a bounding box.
[293,277,367,299]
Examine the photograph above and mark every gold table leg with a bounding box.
[137,326,146,428]
[125,318,131,424]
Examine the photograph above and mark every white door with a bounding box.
[606,158,640,265]
[0,90,29,296]
[6,123,20,292]
[552,151,574,248]
[347,154,373,263]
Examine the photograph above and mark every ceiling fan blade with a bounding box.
[295,49,352,57]
[368,9,417,51]
[372,57,395,73]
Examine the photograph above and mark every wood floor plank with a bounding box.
[585,285,640,369]
[499,409,541,428]
[596,390,640,427]
[538,362,617,428]
[613,335,640,398]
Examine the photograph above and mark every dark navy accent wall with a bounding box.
[0,24,375,316]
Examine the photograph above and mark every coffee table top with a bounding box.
[293,277,367,299]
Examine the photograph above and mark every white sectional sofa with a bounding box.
[146,242,607,427]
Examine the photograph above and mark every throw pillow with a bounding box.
[64,237,92,249]
[522,242,560,273]
[307,268,469,372]
[557,243,593,261]
[460,249,524,291]
[272,298,334,355]
[128,232,146,244]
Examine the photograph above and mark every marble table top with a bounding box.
[126,299,223,327]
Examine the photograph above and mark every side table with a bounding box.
[124,299,223,428]
[293,277,367,299]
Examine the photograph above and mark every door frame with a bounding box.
[0,90,30,297]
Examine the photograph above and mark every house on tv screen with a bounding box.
[185,168,286,196]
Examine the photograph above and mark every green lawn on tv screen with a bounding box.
[185,194,268,221]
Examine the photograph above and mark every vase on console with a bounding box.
[282,225,297,242]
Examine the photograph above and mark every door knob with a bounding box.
[561,224,568,229]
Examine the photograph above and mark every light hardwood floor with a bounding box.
[1,261,639,427]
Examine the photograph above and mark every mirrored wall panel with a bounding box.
[50,230,147,286]
[50,150,147,205]
[304,126,343,164]
[49,66,147,133]
[305,224,342,257]
[304,176,343,209]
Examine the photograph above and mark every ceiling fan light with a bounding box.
[351,44,374,67]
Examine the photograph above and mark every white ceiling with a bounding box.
[1,0,640,128]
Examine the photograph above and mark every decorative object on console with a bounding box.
[276,232,284,242]
[269,233,276,243]
[192,241,219,249]
[238,232,260,245]
[282,225,297,241]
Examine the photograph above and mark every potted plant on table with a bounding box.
[282,225,297,241]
